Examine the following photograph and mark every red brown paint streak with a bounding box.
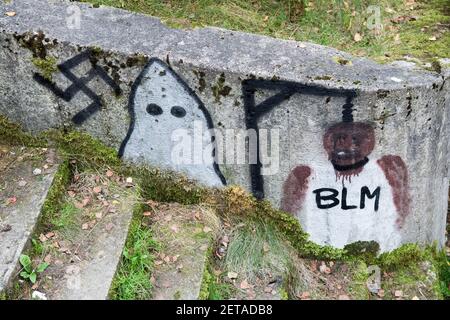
[334,167,364,183]
[281,166,312,215]
[377,155,411,228]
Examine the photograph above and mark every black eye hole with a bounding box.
[171,106,186,118]
[146,103,163,116]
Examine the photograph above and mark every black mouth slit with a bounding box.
[331,157,369,172]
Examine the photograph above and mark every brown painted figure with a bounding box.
[281,105,410,252]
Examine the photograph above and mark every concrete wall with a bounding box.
[0,0,448,252]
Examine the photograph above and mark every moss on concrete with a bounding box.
[0,115,46,147]
[32,56,58,81]
[39,159,72,230]
[377,243,427,271]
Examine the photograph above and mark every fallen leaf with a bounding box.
[143,211,152,216]
[354,33,362,42]
[93,186,102,194]
[428,36,437,41]
[338,294,350,300]
[155,260,164,266]
[263,16,269,22]
[67,190,76,198]
[203,226,212,233]
[319,263,331,274]
[240,279,251,290]
[6,197,17,205]
[33,168,42,176]
[163,256,171,263]
[170,225,179,233]
[412,296,420,300]
[391,15,416,24]
[394,290,403,297]
[45,232,55,239]
[81,197,90,207]
[44,255,52,264]
[106,170,114,177]
[39,234,47,242]
[5,11,16,17]
[126,177,133,184]
[227,271,238,279]
[95,212,103,220]
[298,291,310,300]
[81,223,89,230]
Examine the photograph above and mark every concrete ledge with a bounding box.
[0,0,448,252]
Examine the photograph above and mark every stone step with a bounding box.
[39,171,138,300]
[0,145,60,293]
[150,203,220,300]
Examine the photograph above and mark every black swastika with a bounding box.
[33,50,122,125]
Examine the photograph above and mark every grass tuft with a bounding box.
[110,205,159,300]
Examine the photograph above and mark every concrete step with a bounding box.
[0,145,60,293]
[150,203,220,300]
[38,171,138,300]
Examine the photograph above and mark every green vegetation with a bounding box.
[435,250,450,299]
[39,159,72,230]
[18,254,49,284]
[201,271,235,300]
[224,218,293,281]
[0,115,45,147]
[348,261,370,299]
[32,56,58,81]
[81,0,449,63]
[110,204,159,300]
[136,167,207,205]
[378,243,427,271]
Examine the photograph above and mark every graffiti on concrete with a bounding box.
[242,79,357,199]
[118,58,226,187]
[32,52,411,250]
[280,99,410,252]
[33,50,122,125]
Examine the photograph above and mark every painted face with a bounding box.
[323,122,375,167]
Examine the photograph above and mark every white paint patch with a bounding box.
[298,159,401,252]
[121,59,224,187]
[390,77,403,82]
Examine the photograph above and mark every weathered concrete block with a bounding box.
[43,171,137,300]
[150,204,220,300]
[0,0,448,252]
[0,145,60,293]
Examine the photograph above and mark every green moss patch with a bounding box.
[32,56,58,81]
